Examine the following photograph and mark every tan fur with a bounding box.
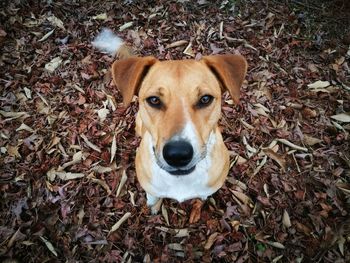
[112,54,247,200]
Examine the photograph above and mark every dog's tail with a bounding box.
[92,28,132,59]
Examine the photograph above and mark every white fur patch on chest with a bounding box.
[145,131,217,202]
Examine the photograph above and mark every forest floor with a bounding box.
[0,0,349,262]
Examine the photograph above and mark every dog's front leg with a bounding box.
[146,193,162,214]
[146,192,159,206]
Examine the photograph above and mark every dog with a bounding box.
[93,29,248,207]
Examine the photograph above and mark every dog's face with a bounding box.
[112,55,247,176]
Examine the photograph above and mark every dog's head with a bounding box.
[112,55,247,176]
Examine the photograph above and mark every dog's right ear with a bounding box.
[111,57,157,107]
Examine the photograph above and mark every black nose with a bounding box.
[163,141,193,167]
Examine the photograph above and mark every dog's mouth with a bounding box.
[165,166,196,176]
[152,146,202,176]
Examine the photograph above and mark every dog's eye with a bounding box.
[146,96,162,108]
[197,95,214,108]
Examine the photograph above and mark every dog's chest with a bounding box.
[145,134,216,202]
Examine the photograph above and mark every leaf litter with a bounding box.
[0,0,349,262]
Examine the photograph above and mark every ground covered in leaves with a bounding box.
[1,0,350,262]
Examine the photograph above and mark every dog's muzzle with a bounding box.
[162,140,195,176]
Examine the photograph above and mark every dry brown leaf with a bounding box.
[295,222,312,236]
[7,145,21,158]
[161,204,170,226]
[230,189,253,206]
[47,15,65,30]
[116,170,128,197]
[189,199,203,224]
[77,207,85,225]
[282,210,291,228]
[204,232,219,250]
[89,175,111,195]
[155,227,190,237]
[109,212,131,235]
[303,134,322,146]
[336,182,350,195]
[264,149,286,171]
[166,40,188,48]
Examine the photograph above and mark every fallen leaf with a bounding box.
[92,13,108,20]
[307,80,330,89]
[91,165,113,173]
[183,42,195,57]
[40,236,58,257]
[264,149,286,171]
[47,15,65,30]
[166,40,188,48]
[336,183,350,195]
[16,123,35,133]
[0,110,29,119]
[80,134,101,153]
[38,29,55,42]
[204,232,219,250]
[89,177,111,195]
[282,210,291,228]
[47,170,84,181]
[331,113,350,123]
[116,170,128,197]
[253,155,268,176]
[161,204,170,226]
[267,241,285,249]
[96,102,109,122]
[109,212,131,235]
[155,227,190,237]
[60,151,83,170]
[230,189,253,206]
[110,134,117,163]
[303,134,322,146]
[119,21,133,31]
[168,243,184,251]
[189,199,203,224]
[276,139,308,152]
[7,145,21,158]
[45,57,62,73]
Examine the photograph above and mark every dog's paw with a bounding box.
[150,198,163,215]
[146,193,159,206]
[146,193,163,214]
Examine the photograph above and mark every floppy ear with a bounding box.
[202,54,248,104]
[111,56,157,107]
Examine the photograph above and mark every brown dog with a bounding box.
[93,29,247,207]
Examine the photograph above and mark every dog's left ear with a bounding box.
[111,56,157,107]
[202,54,248,104]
